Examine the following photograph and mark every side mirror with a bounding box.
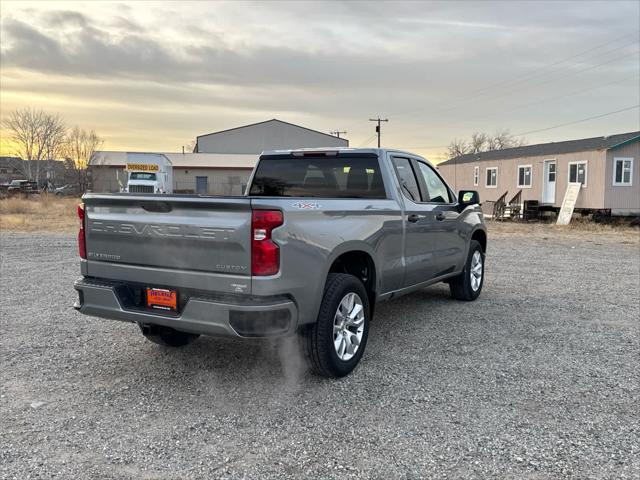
[458,190,480,206]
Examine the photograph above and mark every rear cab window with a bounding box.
[249,154,387,198]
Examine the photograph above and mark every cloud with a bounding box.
[46,10,88,28]
[0,1,638,155]
[2,3,638,91]
[0,15,435,88]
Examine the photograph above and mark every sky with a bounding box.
[1,0,639,162]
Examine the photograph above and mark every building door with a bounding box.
[196,176,208,194]
[543,160,556,204]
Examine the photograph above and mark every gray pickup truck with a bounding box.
[74,148,486,377]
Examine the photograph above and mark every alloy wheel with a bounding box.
[333,292,365,361]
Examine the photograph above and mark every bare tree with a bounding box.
[3,108,67,183]
[486,129,527,151]
[469,132,489,153]
[446,129,527,158]
[63,127,103,192]
[447,138,470,159]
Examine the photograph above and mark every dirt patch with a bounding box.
[487,219,640,244]
[0,195,80,232]
[2,233,638,479]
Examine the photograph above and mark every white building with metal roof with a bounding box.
[89,151,258,195]
[89,119,347,195]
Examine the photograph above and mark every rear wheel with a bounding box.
[449,240,484,301]
[300,273,370,378]
[138,323,200,347]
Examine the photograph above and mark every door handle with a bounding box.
[407,214,420,223]
[435,212,446,221]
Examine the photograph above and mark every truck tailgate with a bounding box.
[83,195,252,286]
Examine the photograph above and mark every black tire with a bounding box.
[138,323,200,347]
[449,240,485,301]
[300,273,370,378]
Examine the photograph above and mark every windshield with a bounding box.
[129,172,157,181]
[249,156,386,198]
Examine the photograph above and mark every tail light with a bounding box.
[78,203,86,259]
[251,210,283,276]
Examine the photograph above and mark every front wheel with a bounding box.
[449,239,485,301]
[300,273,370,378]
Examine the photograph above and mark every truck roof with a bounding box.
[260,147,427,160]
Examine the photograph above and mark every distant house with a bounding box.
[0,157,23,183]
[437,131,640,216]
[0,157,67,186]
[196,118,348,154]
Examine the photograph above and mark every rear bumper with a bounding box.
[74,277,298,338]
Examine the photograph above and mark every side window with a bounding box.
[486,167,498,188]
[416,161,451,203]
[568,161,587,187]
[613,158,633,186]
[517,165,532,187]
[392,157,421,202]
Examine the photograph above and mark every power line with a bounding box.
[455,32,638,97]
[345,32,640,150]
[460,37,639,99]
[393,31,639,118]
[359,133,378,147]
[402,49,639,125]
[450,74,640,126]
[329,130,347,138]
[514,104,640,136]
[402,103,640,150]
[493,50,638,98]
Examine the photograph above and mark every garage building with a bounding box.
[196,118,348,153]
[89,119,347,194]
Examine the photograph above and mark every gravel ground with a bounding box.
[1,231,638,479]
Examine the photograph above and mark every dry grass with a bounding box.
[0,195,80,233]
[487,218,640,244]
[1,195,638,244]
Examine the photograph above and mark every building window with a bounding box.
[568,161,587,187]
[473,166,479,186]
[613,157,633,186]
[517,165,532,188]
[485,167,497,188]
[0,168,6,174]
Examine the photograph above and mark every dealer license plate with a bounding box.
[146,288,177,311]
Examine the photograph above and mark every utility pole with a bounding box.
[369,117,388,147]
[330,130,347,139]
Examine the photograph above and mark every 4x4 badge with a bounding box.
[292,201,321,210]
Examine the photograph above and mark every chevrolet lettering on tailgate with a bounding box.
[89,221,232,240]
